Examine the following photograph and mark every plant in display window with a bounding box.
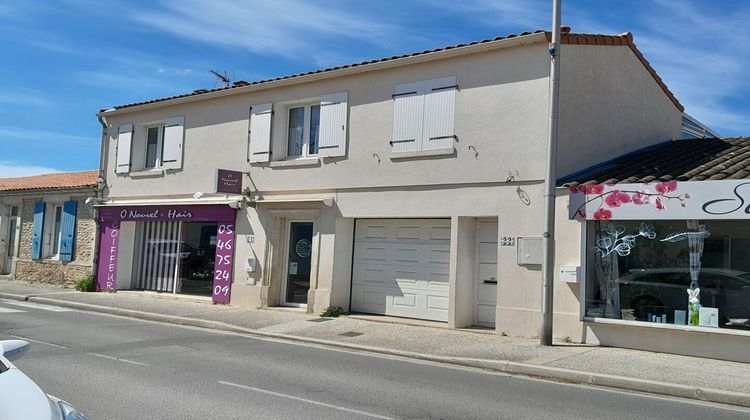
[571,181,692,220]
[660,227,711,326]
[592,223,656,318]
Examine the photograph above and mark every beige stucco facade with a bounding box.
[0,190,97,286]
[97,32,682,341]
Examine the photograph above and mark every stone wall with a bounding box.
[11,191,96,285]
[14,259,91,286]
[73,196,96,264]
[17,199,34,259]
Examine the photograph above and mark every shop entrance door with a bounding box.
[2,206,19,275]
[283,221,313,306]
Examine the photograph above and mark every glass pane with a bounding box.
[52,206,62,255]
[7,219,16,257]
[585,220,750,330]
[286,222,313,304]
[309,105,320,155]
[178,222,217,296]
[145,127,159,168]
[287,107,305,157]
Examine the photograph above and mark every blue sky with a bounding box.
[1,0,748,177]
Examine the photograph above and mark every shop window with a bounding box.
[585,220,750,331]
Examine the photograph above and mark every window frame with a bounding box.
[144,124,165,170]
[42,203,64,260]
[284,102,321,160]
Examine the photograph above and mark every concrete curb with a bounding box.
[11,295,750,409]
[0,292,31,302]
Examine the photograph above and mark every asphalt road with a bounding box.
[0,298,748,420]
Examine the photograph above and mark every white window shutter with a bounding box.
[391,81,424,153]
[162,116,185,169]
[115,124,133,174]
[249,103,273,163]
[318,92,348,158]
[422,76,457,150]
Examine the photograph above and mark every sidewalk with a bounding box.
[2,279,749,407]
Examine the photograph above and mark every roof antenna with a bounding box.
[210,70,233,87]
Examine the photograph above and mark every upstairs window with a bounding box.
[115,117,185,174]
[286,104,321,158]
[145,125,165,169]
[391,76,457,153]
[248,92,347,164]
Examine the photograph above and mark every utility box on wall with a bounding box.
[559,266,580,283]
[517,237,542,265]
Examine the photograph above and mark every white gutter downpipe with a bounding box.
[541,0,562,346]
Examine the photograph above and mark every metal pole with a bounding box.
[541,0,562,346]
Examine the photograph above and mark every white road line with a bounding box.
[1,300,70,312]
[217,380,394,419]
[88,352,150,367]
[10,335,67,349]
[0,307,25,313]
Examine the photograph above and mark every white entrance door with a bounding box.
[474,220,498,327]
[351,219,451,322]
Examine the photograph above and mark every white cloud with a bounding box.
[0,92,53,109]
[0,162,60,178]
[431,0,548,29]
[26,39,78,54]
[128,0,411,63]
[0,125,96,144]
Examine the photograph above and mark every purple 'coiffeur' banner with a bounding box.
[212,222,235,303]
[97,221,120,292]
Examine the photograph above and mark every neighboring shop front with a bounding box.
[97,204,236,303]
[564,138,750,362]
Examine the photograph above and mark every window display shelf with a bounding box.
[583,316,750,337]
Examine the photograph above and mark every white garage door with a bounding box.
[351,219,451,322]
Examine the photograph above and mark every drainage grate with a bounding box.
[308,318,334,323]
[339,331,364,337]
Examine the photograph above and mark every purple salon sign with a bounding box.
[216,169,242,195]
[96,205,236,303]
[99,204,235,223]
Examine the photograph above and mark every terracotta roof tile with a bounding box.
[560,138,750,186]
[103,30,682,113]
[0,170,98,193]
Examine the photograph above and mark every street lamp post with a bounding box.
[541,0,562,346]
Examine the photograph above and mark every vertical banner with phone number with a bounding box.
[213,223,235,303]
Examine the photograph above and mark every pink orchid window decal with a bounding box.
[572,181,692,219]
[593,208,612,220]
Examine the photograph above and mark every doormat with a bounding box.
[339,331,364,337]
[308,318,334,323]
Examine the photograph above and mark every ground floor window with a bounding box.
[586,220,750,331]
[136,221,217,296]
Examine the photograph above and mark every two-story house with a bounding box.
[95,29,683,340]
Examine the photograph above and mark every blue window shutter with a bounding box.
[31,202,45,260]
[59,200,77,262]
